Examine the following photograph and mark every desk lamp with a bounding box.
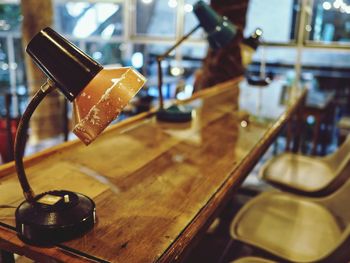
[156,0,237,122]
[14,27,146,245]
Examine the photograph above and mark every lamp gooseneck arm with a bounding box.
[14,80,56,202]
[157,24,201,110]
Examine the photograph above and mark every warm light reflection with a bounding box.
[172,154,185,163]
[240,120,248,128]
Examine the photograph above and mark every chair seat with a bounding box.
[231,256,276,263]
[231,192,342,262]
[260,153,334,192]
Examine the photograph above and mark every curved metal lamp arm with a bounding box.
[157,24,201,110]
[14,80,56,202]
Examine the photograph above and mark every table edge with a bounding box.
[157,89,307,263]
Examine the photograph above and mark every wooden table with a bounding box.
[0,77,306,263]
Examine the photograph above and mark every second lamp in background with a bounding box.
[156,0,237,122]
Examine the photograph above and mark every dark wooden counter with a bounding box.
[0,77,306,263]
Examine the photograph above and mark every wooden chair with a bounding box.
[230,184,350,263]
[258,134,350,197]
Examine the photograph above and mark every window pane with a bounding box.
[301,49,350,106]
[85,42,124,66]
[181,44,207,59]
[308,0,350,44]
[135,0,176,37]
[301,48,350,117]
[54,2,123,38]
[248,46,298,77]
[245,0,298,43]
[0,4,22,32]
[176,44,207,99]
[302,48,350,68]
[131,43,181,98]
[133,43,173,80]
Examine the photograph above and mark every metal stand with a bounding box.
[14,80,96,246]
[156,25,200,122]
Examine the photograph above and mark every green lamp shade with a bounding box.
[193,1,237,49]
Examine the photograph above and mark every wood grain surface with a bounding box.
[0,77,305,262]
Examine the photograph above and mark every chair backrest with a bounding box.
[280,135,350,197]
[308,134,350,196]
[317,227,350,263]
[315,179,350,263]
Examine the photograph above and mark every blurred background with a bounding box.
[0,0,350,157]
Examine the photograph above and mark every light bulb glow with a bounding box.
[168,0,177,8]
[184,4,193,12]
[322,1,332,10]
[255,28,263,36]
[131,52,144,68]
[333,0,342,8]
[240,120,248,128]
[170,66,183,76]
[92,51,102,60]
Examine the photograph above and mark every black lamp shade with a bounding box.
[26,27,103,101]
[193,1,237,49]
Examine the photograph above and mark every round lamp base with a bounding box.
[156,105,192,122]
[15,190,96,246]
